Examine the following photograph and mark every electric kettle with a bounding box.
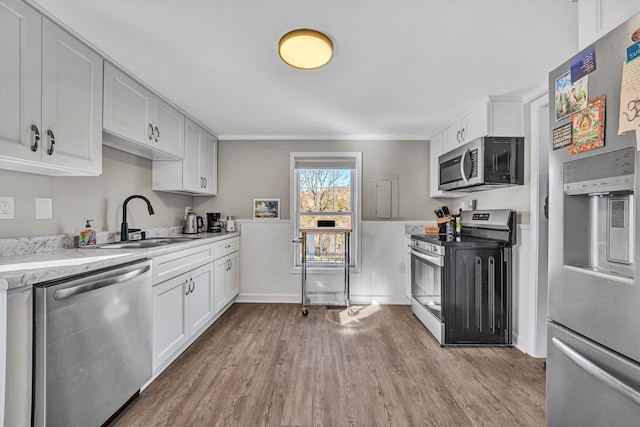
[183,211,199,234]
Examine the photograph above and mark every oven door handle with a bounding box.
[409,247,444,267]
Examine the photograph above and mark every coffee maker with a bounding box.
[207,212,222,233]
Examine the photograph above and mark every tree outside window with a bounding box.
[299,169,351,228]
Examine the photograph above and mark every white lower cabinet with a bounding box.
[152,255,214,372]
[214,251,239,313]
[151,237,239,374]
[214,237,240,313]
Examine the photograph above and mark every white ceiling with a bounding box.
[30,0,578,141]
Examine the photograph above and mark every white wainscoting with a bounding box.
[236,220,532,353]
[512,224,531,353]
[237,220,411,305]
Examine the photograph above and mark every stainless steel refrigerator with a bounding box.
[547,12,640,426]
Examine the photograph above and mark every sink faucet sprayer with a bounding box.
[120,195,155,241]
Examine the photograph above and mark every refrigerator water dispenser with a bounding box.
[562,147,635,279]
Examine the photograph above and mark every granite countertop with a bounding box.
[0,231,240,290]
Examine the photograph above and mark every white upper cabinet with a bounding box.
[578,0,640,49]
[152,118,217,196]
[441,97,523,153]
[154,97,184,157]
[0,1,102,176]
[0,0,41,165]
[40,19,103,174]
[103,62,184,159]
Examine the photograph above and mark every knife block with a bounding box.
[436,216,450,234]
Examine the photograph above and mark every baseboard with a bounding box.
[512,332,525,353]
[350,295,410,305]
[236,293,300,303]
[237,293,410,305]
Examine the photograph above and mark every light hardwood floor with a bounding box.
[111,303,546,427]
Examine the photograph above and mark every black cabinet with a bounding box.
[444,247,510,345]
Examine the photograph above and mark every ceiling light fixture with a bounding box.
[278,29,333,70]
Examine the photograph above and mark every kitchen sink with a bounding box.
[96,241,170,249]
[92,237,199,249]
[142,237,195,243]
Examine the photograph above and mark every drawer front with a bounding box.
[214,237,239,259]
[153,244,214,284]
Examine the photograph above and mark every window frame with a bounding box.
[290,152,362,272]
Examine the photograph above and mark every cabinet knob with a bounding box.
[46,130,55,155]
[30,125,40,152]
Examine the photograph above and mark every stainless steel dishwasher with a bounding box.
[33,259,152,427]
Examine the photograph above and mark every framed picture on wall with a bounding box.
[253,199,280,219]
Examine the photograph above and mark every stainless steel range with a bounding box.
[410,209,515,346]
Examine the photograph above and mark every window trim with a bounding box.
[290,152,362,273]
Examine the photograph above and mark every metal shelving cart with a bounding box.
[297,227,351,316]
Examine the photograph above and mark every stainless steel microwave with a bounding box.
[438,136,524,192]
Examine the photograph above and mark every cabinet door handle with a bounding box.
[203,178,207,188]
[46,130,55,155]
[30,125,40,151]
[184,279,190,295]
[154,126,160,142]
[190,277,195,294]
[460,128,465,142]
[148,124,154,140]
[456,130,460,142]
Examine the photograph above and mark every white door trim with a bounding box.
[528,93,549,358]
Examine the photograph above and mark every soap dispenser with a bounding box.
[79,220,96,246]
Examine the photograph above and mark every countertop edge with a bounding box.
[0,232,240,290]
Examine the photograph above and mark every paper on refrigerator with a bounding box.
[618,59,640,148]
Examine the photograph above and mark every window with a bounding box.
[291,152,361,270]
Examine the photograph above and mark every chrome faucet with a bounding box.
[120,195,155,241]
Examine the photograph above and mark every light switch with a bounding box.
[35,197,53,219]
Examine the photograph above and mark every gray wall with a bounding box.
[194,139,440,220]
[0,135,529,239]
[0,146,192,238]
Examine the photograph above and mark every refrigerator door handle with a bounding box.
[552,337,640,407]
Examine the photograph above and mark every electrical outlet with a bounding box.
[398,262,405,274]
[0,197,15,219]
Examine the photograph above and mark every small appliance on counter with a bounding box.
[183,210,202,234]
[226,216,235,232]
[207,212,223,232]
